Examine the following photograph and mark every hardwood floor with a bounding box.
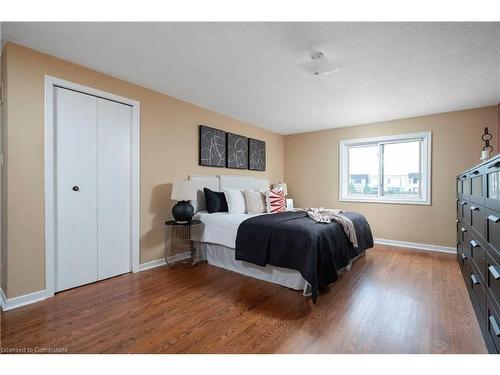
[0,245,487,353]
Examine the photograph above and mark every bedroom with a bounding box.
[1,1,500,372]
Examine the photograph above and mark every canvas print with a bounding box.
[226,132,248,169]
[199,125,226,167]
[248,138,266,171]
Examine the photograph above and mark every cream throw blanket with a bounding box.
[304,207,358,248]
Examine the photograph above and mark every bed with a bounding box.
[189,175,374,302]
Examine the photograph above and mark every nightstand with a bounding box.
[164,220,202,268]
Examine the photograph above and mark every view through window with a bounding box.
[341,132,431,204]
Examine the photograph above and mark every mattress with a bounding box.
[202,243,309,292]
[193,210,264,248]
[193,210,366,296]
[193,211,309,292]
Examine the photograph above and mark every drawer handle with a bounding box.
[488,215,500,223]
[471,170,480,175]
[489,265,500,280]
[461,227,467,233]
[487,161,500,169]
[489,316,500,337]
[461,201,467,205]
[470,206,479,211]
[461,252,467,260]
[470,240,479,248]
[471,274,479,285]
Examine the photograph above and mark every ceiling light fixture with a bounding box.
[301,52,339,76]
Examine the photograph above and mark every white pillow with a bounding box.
[223,188,247,213]
[244,188,267,214]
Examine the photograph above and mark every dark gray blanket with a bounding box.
[235,211,374,303]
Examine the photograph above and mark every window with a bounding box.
[340,132,431,205]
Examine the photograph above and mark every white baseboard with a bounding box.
[0,288,47,311]
[138,252,192,272]
[374,238,456,254]
[138,258,166,271]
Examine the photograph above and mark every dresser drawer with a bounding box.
[485,159,500,213]
[470,263,487,318]
[470,238,487,281]
[461,201,471,224]
[486,209,500,253]
[461,253,472,292]
[462,174,471,201]
[469,167,485,206]
[469,204,487,240]
[486,251,500,307]
[458,224,468,243]
[487,299,500,353]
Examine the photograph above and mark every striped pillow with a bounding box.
[266,189,286,214]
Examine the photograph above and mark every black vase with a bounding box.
[172,200,194,223]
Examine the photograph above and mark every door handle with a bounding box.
[461,252,467,260]
[488,215,500,223]
[489,316,500,337]
[471,274,479,285]
[72,186,80,192]
[471,170,480,175]
[489,265,500,280]
[470,240,479,248]
[461,201,467,205]
[470,206,479,211]
[487,161,500,169]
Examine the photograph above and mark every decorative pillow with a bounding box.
[203,188,228,213]
[266,189,286,214]
[223,188,247,214]
[244,189,266,214]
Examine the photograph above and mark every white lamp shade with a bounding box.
[171,180,196,201]
[273,182,288,195]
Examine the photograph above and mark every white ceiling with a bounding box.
[2,22,500,135]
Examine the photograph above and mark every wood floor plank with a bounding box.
[0,245,488,353]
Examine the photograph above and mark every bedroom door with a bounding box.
[55,86,132,292]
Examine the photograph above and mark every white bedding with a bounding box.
[193,210,265,248]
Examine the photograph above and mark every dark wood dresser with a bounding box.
[457,154,500,353]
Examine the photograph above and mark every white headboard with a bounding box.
[219,175,269,191]
[189,175,220,213]
[188,175,269,212]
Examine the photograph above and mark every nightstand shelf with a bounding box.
[164,220,202,268]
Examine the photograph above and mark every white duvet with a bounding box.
[193,211,265,249]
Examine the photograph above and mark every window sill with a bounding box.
[339,197,431,206]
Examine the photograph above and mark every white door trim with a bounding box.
[44,75,141,299]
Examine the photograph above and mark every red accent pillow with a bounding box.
[267,189,286,213]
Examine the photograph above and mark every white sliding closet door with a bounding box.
[97,98,132,280]
[55,87,133,292]
[55,87,99,292]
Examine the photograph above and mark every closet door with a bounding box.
[97,98,132,280]
[55,87,98,292]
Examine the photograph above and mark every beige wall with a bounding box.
[2,42,284,298]
[3,41,498,300]
[285,106,499,248]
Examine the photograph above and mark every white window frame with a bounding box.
[339,131,432,205]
